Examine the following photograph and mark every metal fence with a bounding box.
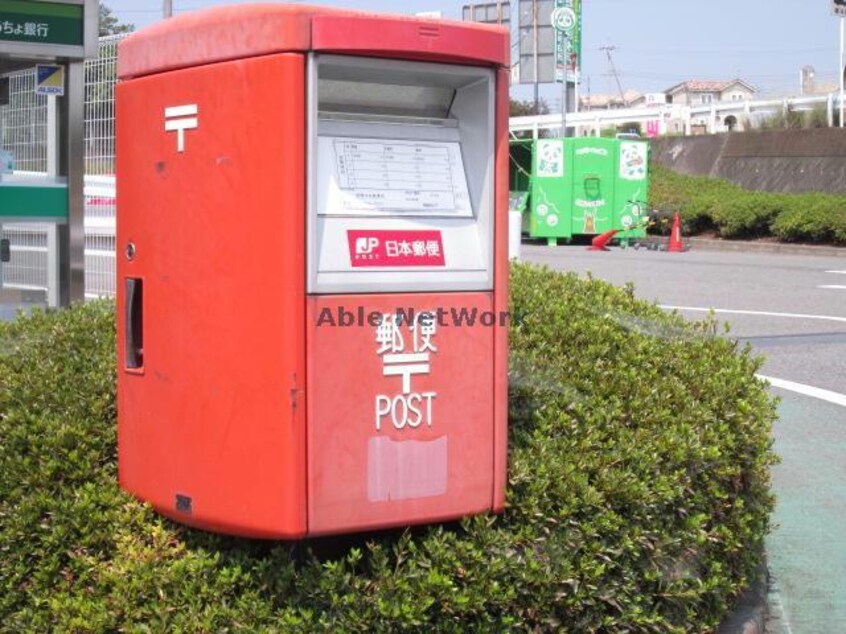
[85,35,121,177]
[0,224,48,289]
[0,69,47,171]
[1,35,122,299]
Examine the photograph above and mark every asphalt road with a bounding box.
[523,245,846,394]
[523,242,846,634]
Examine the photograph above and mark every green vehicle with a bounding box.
[509,136,650,245]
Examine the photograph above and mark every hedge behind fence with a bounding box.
[0,264,777,632]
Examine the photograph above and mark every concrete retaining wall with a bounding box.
[650,129,846,194]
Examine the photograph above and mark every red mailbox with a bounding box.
[116,4,509,538]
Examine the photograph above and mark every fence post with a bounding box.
[46,226,60,306]
[45,95,60,307]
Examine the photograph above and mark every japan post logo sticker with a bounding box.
[347,230,446,267]
[355,237,380,256]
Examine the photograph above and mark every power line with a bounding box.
[621,46,834,56]
[600,45,626,100]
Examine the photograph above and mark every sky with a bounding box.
[106,0,844,101]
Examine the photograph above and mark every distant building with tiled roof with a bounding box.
[664,79,757,106]
[580,90,643,111]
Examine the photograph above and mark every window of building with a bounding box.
[701,94,713,104]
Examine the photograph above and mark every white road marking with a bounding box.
[757,375,846,408]
[819,285,846,290]
[660,305,846,325]
[661,305,846,407]
[825,270,846,275]
[768,579,796,634]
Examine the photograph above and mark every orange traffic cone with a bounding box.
[588,229,619,251]
[668,213,685,252]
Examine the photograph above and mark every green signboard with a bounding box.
[553,0,581,83]
[0,0,83,47]
[0,183,68,222]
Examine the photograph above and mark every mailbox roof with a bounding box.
[118,3,509,79]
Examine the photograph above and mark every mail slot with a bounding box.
[116,4,510,538]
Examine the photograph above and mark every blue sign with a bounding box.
[35,64,64,96]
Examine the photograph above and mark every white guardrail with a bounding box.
[510,94,837,137]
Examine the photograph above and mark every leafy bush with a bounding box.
[0,267,777,632]
[710,193,788,239]
[771,194,846,243]
[649,164,846,244]
[757,109,805,131]
[757,105,830,130]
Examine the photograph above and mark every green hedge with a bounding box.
[649,164,846,244]
[0,265,777,632]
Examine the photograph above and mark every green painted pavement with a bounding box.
[767,393,846,633]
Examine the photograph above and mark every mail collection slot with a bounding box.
[116,4,509,538]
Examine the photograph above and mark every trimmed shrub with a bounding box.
[0,266,777,632]
[648,166,743,235]
[710,193,788,239]
[771,194,846,244]
[649,164,846,244]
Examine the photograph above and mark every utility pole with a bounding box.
[560,33,568,134]
[163,0,172,19]
[601,45,626,104]
[834,1,846,125]
[841,16,844,127]
[533,0,539,114]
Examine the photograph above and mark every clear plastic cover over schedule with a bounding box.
[318,136,473,216]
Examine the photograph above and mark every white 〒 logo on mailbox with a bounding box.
[374,313,438,431]
[164,104,198,153]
